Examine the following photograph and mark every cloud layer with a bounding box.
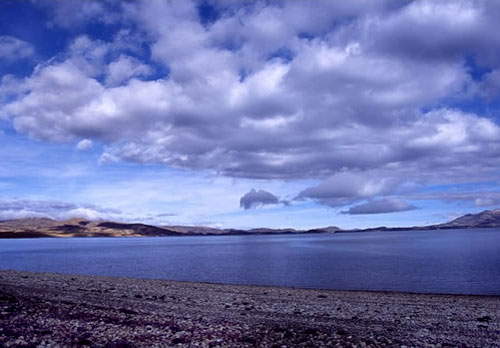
[0,200,121,221]
[1,0,500,215]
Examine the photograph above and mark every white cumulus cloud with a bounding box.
[76,139,93,151]
[2,0,500,214]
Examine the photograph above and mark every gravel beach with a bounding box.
[1,270,499,347]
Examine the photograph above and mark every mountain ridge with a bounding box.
[0,209,499,238]
[0,217,341,238]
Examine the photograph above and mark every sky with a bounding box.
[1,0,500,229]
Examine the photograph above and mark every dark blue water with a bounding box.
[1,229,500,295]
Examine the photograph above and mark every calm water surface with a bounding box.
[1,229,499,295]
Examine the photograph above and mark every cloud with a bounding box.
[33,0,120,29]
[296,171,395,207]
[416,191,500,208]
[76,139,93,151]
[105,55,153,87]
[360,1,500,66]
[474,197,500,207]
[240,189,280,210]
[0,36,35,61]
[342,199,417,215]
[155,213,177,218]
[0,75,29,109]
[479,69,500,99]
[0,199,121,221]
[2,0,500,212]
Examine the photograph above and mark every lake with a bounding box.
[1,229,500,295]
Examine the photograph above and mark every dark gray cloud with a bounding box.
[0,199,121,221]
[359,1,500,66]
[240,189,280,210]
[342,199,417,215]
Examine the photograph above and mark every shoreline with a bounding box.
[0,231,332,239]
[1,270,499,347]
[1,226,498,239]
[2,268,500,298]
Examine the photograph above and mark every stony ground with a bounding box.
[0,270,499,347]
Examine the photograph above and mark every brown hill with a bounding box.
[437,209,500,229]
[0,218,339,238]
[348,209,500,232]
[0,218,182,238]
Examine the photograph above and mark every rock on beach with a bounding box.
[0,270,499,347]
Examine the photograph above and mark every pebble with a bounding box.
[0,270,499,348]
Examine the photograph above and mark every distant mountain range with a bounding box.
[352,209,500,232]
[0,217,340,238]
[1,209,499,238]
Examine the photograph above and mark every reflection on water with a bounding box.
[1,229,500,295]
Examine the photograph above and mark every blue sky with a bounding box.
[1,0,500,229]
